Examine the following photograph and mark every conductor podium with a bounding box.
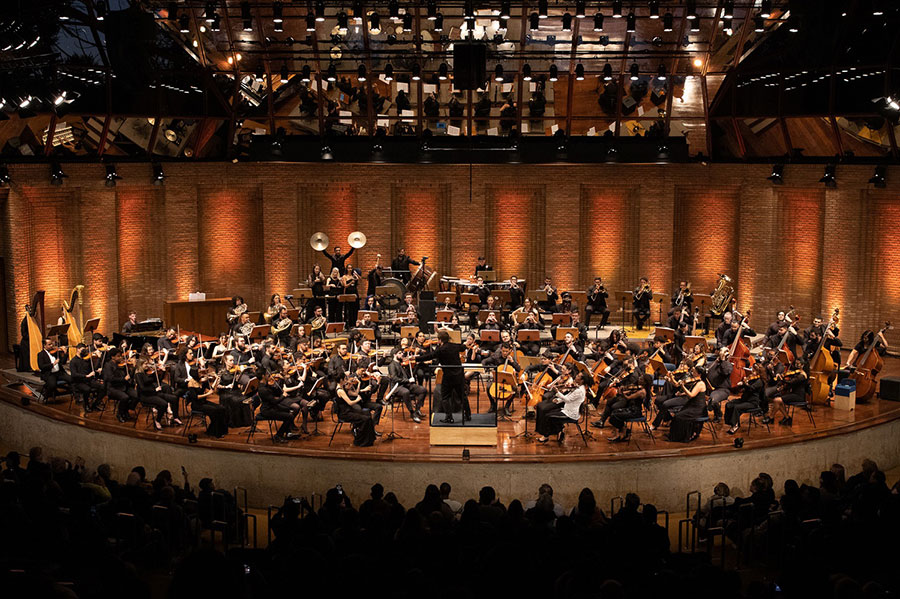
[428,364,500,446]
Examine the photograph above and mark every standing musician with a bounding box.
[391,248,420,284]
[325,267,344,323]
[320,244,355,276]
[472,276,490,308]
[482,342,522,417]
[538,276,559,312]
[632,277,652,330]
[103,349,139,423]
[38,338,72,402]
[367,254,384,297]
[121,310,138,335]
[535,367,586,444]
[70,343,104,411]
[585,277,610,329]
[705,347,735,423]
[474,256,492,277]
[226,296,247,326]
[387,350,426,423]
[508,275,525,310]
[342,264,361,327]
[306,265,327,315]
[417,330,468,423]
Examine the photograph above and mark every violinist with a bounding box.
[585,277,610,329]
[257,372,302,443]
[157,328,179,362]
[103,348,138,423]
[258,343,281,376]
[334,372,378,446]
[607,372,650,443]
[462,333,489,390]
[725,362,766,435]
[135,359,181,431]
[179,348,229,438]
[767,357,809,426]
[216,354,250,428]
[666,365,708,443]
[551,332,584,362]
[508,275,525,310]
[230,337,259,370]
[705,347,734,423]
[327,343,352,380]
[535,368,587,444]
[411,331,434,384]
[538,276,559,312]
[37,338,72,402]
[70,344,104,412]
[483,342,522,417]
[388,350,426,423]
[632,277,652,330]
[282,362,319,434]
[226,296,247,326]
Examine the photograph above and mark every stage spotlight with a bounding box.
[630,62,639,81]
[575,0,585,18]
[626,12,635,32]
[723,0,734,20]
[820,164,837,188]
[612,0,622,18]
[549,64,559,82]
[271,127,286,156]
[604,146,618,162]
[767,164,784,184]
[522,64,532,81]
[320,145,334,160]
[337,11,348,33]
[204,1,216,22]
[273,1,283,23]
[434,13,443,31]
[104,163,121,187]
[50,161,67,185]
[602,63,613,81]
[686,0,697,20]
[760,0,772,19]
[754,14,765,32]
[95,0,107,21]
[575,63,585,81]
[152,163,165,185]
[530,12,539,31]
[657,143,669,160]
[663,12,674,31]
[594,12,604,31]
[402,13,412,32]
[494,64,504,82]
[178,13,190,32]
[438,63,448,80]
[0,164,10,186]
[562,12,572,31]
[870,165,887,188]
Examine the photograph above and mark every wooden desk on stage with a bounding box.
[163,298,231,337]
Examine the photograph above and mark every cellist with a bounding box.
[483,342,522,417]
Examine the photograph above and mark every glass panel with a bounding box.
[835,116,892,158]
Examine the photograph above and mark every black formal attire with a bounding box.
[514,320,543,356]
[482,351,522,413]
[343,275,361,328]
[715,322,731,348]
[725,376,763,427]
[367,268,383,298]
[388,359,426,417]
[327,354,351,381]
[508,285,525,310]
[325,277,343,323]
[37,349,72,400]
[706,358,734,419]
[308,274,327,314]
[135,371,178,423]
[418,342,468,420]
[585,285,611,328]
[103,360,138,419]
[321,248,355,276]
[391,254,420,284]
[599,372,644,426]
[121,320,136,335]
[258,382,298,438]
[723,325,757,349]
[632,288,651,330]
[668,382,707,443]
[538,286,559,312]
[216,369,253,427]
[69,355,103,405]
[336,389,377,446]
[608,384,646,431]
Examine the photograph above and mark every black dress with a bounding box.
[218,370,252,428]
[337,390,376,447]
[669,382,707,443]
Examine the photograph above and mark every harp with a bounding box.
[23,291,45,372]
[61,284,85,359]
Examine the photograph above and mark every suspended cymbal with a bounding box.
[347,231,367,249]
[309,232,330,251]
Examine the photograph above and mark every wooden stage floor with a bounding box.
[3,356,899,463]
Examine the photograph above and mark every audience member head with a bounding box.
[479,486,496,506]
[439,482,452,498]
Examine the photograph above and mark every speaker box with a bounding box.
[453,43,487,90]
[418,299,436,334]
[879,376,900,401]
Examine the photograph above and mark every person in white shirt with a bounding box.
[440,482,462,517]
[535,368,587,444]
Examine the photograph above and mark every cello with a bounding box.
[526,366,556,408]
[728,310,754,388]
[489,357,519,406]
[808,308,839,405]
[849,321,892,401]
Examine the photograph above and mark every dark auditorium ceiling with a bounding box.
[0,1,897,162]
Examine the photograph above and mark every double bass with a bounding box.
[808,308,839,405]
[849,321,892,401]
[728,310,754,388]
[774,312,801,364]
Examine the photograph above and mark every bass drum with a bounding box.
[407,264,437,296]
[377,277,407,310]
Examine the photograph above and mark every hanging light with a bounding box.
[389,0,399,21]
[612,1,622,18]
[434,13,443,31]
[760,0,772,19]
[530,12,539,30]
[351,0,364,21]
[626,12,636,32]
[205,2,216,22]
[522,64,532,81]
[152,163,165,185]
[562,12,573,31]
[383,63,394,81]
[411,63,421,81]
[575,64,585,80]
[575,0,586,19]
[649,1,660,19]
[95,0,108,21]
[315,0,325,22]
[593,12,604,31]
[402,12,412,32]
[686,0,698,20]
[337,11,349,33]
[630,62,639,80]
[369,12,381,33]
[657,64,667,81]
[602,63,613,81]
[211,14,221,31]
[438,62,449,80]
[754,14,764,32]
[301,65,312,82]
[549,64,559,82]
[494,64,504,82]
[326,63,337,82]
[273,1,283,23]
[820,164,837,188]
[538,0,548,19]
[869,165,887,188]
[690,17,700,32]
[427,0,438,20]
[723,1,734,20]
[307,12,316,31]
[500,0,511,20]
[663,12,674,31]
[50,161,67,185]
[104,163,121,187]
[178,13,190,33]
[241,2,252,31]
[357,64,367,82]
[280,62,289,81]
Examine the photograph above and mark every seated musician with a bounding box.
[438,314,461,331]
[479,310,503,332]
[632,277,652,330]
[537,277,559,313]
[134,359,180,430]
[121,310,138,335]
[387,350,426,423]
[704,347,734,424]
[844,329,888,371]
[714,312,734,348]
[69,344,104,411]
[649,337,675,369]
[549,293,578,341]
[229,336,259,369]
[103,349,138,423]
[591,342,630,407]
[667,281,693,328]
[483,294,502,316]
[231,312,253,338]
[508,275,525,310]
[259,343,282,375]
[37,338,72,402]
[391,293,419,333]
[767,357,809,425]
[327,343,353,382]
[362,294,381,316]
[722,317,756,349]
[570,311,588,345]
[725,361,766,435]
[265,293,285,324]
[207,333,229,364]
[514,308,544,357]
[411,331,435,384]
[271,306,295,350]
[766,311,790,338]
[763,322,801,358]
[585,277,610,329]
[483,342,522,416]
[583,340,604,363]
[257,372,301,443]
[462,333,490,391]
[551,332,584,362]
[334,372,378,446]
[282,362,319,434]
[511,297,540,327]
[535,367,586,444]
[177,348,228,438]
[606,371,649,443]
[226,296,246,326]
[354,311,381,341]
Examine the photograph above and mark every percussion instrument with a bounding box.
[407,256,436,295]
[310,231,330,251]
[377,277,407,310]
[347,231,367,249]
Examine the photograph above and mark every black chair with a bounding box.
[785,399,816,428]
[625,413,656,444]
[246,411,278,443]
[328,403,353,446]
[691,415,718,442]
[744,407,771,436]
[182,406,209,436]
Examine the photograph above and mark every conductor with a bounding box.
[417,330,469,423]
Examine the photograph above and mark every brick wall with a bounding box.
[1,162,897,351]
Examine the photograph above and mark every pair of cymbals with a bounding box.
[309,231,367,251]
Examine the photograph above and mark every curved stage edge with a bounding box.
[3,387,899,512]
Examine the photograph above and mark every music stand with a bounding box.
[477,310,501,323]
[652,293,669,326]
[555,327,577,341]
[358,328,376,341]
[245,311,261,325]
[615,291,633,330]
[285,309,300,321]
[435,310,453,322]
[436,291,457,305]
[692,293,712,333]
[358,310,380,322]
[459,293,479,306]
[83,317,101,337]
[652,326,675,345]
[400,325,419,339]
[338,293,358,305]
[242,376,259,396]
[46,323,70,341]
[444,329,462,343]
[479,330,500,344]
[480,270,498,282]
[551,313,572,326]
[513,312,529,324]
[493,289,511,306]
[325,322,345,337]
[250,325,270,341]
[527,289,548,303]
[517,329,540,343]
[683,336,709,355]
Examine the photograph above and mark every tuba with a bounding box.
[710,274,734,316]
[62,285,85,359]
